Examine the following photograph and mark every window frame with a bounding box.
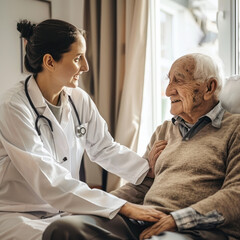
[218,0,238,76]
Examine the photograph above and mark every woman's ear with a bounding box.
[204,78,217,100]
[42,54,55,71]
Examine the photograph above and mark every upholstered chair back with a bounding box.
[220,75,240,113]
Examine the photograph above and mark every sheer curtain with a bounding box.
[82,0,148,191]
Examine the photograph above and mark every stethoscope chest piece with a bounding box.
[76,126,86,138]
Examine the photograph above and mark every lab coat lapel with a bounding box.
[27,76,71,166]
[42,106,71,165]
[49,91,73,165]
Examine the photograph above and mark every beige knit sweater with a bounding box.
[112,111,240,239]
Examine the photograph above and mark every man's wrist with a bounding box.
[170,207,197,231]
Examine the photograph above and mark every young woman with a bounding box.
[0,19,162,240]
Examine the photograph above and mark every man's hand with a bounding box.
[119,203,165,222]
[147,140,167,178]
[139,214,177,240]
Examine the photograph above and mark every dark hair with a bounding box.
[17,19,85,74]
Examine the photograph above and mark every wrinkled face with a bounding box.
[53,33,89,89]
[166,56,207,121]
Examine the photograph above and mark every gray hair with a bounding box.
[191,53,224,97]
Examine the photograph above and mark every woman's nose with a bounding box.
[81,56,89,72]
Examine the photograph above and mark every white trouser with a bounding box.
[0,212,62,240]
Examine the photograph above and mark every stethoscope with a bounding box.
[24,76,86,162]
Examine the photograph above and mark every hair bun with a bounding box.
[17,20,36,40]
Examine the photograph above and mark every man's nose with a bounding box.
[165,83,176,97]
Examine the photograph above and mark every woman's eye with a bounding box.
[75,56,81,62]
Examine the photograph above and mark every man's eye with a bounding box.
[173,78,181,83]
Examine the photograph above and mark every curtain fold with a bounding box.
[115,0,148,151]
[82,0,148,191]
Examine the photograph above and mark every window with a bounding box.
[137,0,219,155]
[218,0,238,76]
[138,0,240,155]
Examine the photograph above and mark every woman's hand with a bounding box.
[139,214,177,240]
[119,202,165,222]
[147,140,167,178]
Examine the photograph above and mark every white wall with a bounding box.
[0,0,49,94]
[50,0,84,29]
[0,0,84,95]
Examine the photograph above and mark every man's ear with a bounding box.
[42,54,55,71]
[204,78,217,100]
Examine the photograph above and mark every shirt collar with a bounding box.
[172,102,225,129]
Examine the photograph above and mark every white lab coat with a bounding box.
[0,76,149,240]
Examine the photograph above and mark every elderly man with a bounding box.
[43,53,240,240]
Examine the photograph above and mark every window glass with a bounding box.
[160,10,173,59]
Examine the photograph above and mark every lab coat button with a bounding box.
[63,157,68,161]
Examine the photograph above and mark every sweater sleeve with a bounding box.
[110,177,153,204]
[190,124,240,226]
